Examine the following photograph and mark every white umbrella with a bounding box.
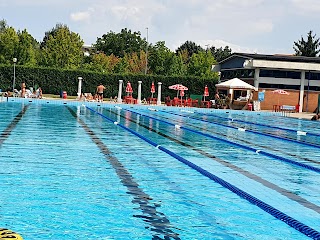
[216,78,256,90]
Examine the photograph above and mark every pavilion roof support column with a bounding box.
[299,71,305,113]
[254,68,260,89]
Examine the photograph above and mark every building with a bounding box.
[213,53,320,112]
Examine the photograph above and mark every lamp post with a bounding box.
[12,58,17,91]
[145,27,148,75]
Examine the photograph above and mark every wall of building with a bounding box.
[258,89,319,112]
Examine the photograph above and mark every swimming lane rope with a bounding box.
[125,108,320,174]
[201,112,320,138]
[86,106,320,239]
[160,110,320,149]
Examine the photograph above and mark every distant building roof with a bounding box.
[219,52,320,64]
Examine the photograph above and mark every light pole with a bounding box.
[12,58,17,91]
[145,27,148,75]
[205,44,209,53]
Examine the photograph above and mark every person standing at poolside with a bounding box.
[96,83,106,102]
[21,82,26,98]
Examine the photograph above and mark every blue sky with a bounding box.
[1,0,320,54]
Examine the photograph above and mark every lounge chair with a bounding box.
[25,89,37,98]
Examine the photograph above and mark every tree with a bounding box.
[210,46,232,62]
[175,41,204,60]
[127,50,147,74]
[0,19,7,33]
[82,53,120,73]
[39,24,84,69]
[293,31,320,57]
[0,26,19,64]
[148,41,186,76]
[95,28,148,58]
[0,21,38,66]
[17,29,38,66]
[167,52,187,76]
[187,51,217,78]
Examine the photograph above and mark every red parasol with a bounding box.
[169,84,188,97]
[126,81,133,96]
[203,85,209,101]
[151,82,155,98]
[272,89,289,105]
[272,89,289,95]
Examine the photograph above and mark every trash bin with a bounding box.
[248,103,253,111]
[62,91,67,99]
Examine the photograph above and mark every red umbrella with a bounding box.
[126,81,133,96]
[272,89,289,95]
[272,89,289,105]
[203,85,209,101]
[169,84,188,97]
[151,82,155,98]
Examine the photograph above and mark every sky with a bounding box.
[1,0,320,54]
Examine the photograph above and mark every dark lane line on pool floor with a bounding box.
[109,109,320,214]
[67,107,181,240]
[0,104,29,146]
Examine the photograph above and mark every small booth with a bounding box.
[216,78,256,110]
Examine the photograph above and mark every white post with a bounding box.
[299,71,305,113]
[77,77,83,99]
[229,89,234,100]
[137,81,142,104]
[157,82,162,105]
[117,80,123,103]
[254,68,260,89]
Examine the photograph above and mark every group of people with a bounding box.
[20,82,43,98]
[2,82,43,99]
[80,83,106,102]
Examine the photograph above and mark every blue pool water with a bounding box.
[0,100,319,239]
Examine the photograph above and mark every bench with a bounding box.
[280,105,297,112]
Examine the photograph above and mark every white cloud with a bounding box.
[198,39,258,54]
[70,11,91,22]
[250,19,274,33]
[291,0,320,13]
[3,0,311,54]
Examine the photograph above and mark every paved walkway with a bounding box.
[284,112,315,120]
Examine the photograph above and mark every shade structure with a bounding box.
[203,85,209,101]
[151,82,155,98]
[169,84,188,97]
[215,78,256,90]
[272,89,289,105]
[126,81,133,96]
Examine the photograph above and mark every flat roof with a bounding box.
[220,53,320,64]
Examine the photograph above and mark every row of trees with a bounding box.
[2,18,319,82]
[0,20,232,78]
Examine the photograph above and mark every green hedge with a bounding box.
[0,65,218,99]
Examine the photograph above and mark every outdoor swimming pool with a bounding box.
[0,99,319,239]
